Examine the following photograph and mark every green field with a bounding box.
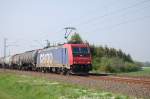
[0,72,130,99]
[118,67,150,77]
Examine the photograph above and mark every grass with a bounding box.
[0,72,130,99]
[118,67,150,77]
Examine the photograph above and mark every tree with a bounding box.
[68,33,83,44]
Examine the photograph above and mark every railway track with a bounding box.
[88,75,150,86]
[1,68,150,86]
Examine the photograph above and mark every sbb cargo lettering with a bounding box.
[40,53,53,65]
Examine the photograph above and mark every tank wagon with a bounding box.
[11,54,21,69]
[0,57,11,68]
[4,56,12,68]
[0,57,4,68]
[0,43,92,74]
[19,50,38,70]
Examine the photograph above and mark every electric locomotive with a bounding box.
[37,43,92,74]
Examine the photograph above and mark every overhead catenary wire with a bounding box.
[73,0,150,27]
[82,4,150,32]
[84,15,150,33]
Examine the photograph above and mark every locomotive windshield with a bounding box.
[72,47,90,56]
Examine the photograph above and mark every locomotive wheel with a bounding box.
[41,68,46,73]
[56,68,61,74]
[60,68,70,75]
[60,68,65,75]
[60,70,66,75]
[66,70,71,76]
[52,67,56,73]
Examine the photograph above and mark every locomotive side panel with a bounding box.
[36,47,69,68]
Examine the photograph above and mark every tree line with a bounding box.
[90,45,133,63]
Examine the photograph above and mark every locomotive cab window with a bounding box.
[72,47,90,56]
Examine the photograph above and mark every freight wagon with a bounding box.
[0,57,4,68]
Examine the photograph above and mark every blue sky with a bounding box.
[0,0,150,62]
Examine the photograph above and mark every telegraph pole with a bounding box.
[3,38,7,69]
[3,38,18,57]
[4,38,7,58]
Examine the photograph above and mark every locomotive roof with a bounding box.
[41,45,63,52]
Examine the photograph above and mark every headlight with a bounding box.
[87,61,91,64]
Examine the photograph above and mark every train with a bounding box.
[0,43,92,75]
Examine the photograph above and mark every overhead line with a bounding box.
[85,15,150,33]
[83,4,150,30]
[74,0,150,27]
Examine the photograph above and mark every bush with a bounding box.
[123,62,141,72]
[93,57,141,73]
[92,57,101,71]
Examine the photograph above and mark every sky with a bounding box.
[0,0,150,62]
